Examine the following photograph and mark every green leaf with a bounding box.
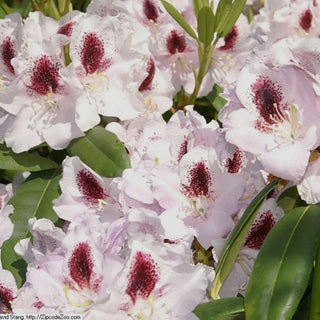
[310,243,320,320]
[211,179,279,299]
[197,7,215,45]
[161,0,198,40]
[1,169,62,287]
[0,144,58,172]
[245,205,320,320]
[292,292,311,320]
[193,297,245,320]
[215,0,232,35]
[277,186,307,212]
[67,126,131,177]
[192,0,209,16]
[206,83,227,112]
[217,0,247,37]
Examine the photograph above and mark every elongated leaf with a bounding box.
[161,0,198,40]
[211,179,279,299]
[245,205,320,320]
[310,243,320,320]
[0,144,58,172]
[193,297,244,320]
[197,7,215,45]
[67,126,131,177]
[192,0,209,16]
[217,0,246,37]
[215,0,232,34]
[1,169,62,287]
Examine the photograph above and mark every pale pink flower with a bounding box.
[53,156,122,223]
[297,155,320,204]
[91,234,208,320]
[220,63,320,182]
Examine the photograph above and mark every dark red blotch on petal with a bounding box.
[177,140,188,162]
[28,55,61,95]
[126,251,159,304]
[68,242,94,289]
[139,57,155,92]
[57,22,76,37]
[182,161,212,198]
[219,26,239,51]
[1,37,15,75]
[244,210,276,249]
[80,32,111,74]
[226,148,244,173]
[0,284,14,313]
[300,9,313,32]
[76,169,106,205]
[251,76,285,129]
[143,0,159,22]
[166,30,186,55]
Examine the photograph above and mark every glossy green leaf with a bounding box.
[67,126,131,177]
[197,7,215,45]
[215,0,232,35]
[0,144,58,172]
[211,179,279,299]
[245,205,320,320]
[277,186,307,212]
[1,169,62,287]
[217,0,246,37]
[193,297,244,320]
[310,243,320,320]
[292,292,311,320]
[161,0,198,40]
[192,0,209,16]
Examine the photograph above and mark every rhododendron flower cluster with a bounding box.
[0,0,320,319]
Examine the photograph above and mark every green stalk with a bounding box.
[310,243,320,320]
[0,0,11,15]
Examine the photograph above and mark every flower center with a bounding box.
[166,30,186,55]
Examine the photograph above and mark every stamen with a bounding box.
[64,284,93,307]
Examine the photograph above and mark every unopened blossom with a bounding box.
[220,62,320,182]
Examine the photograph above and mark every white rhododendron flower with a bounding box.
[220,63,320,182]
